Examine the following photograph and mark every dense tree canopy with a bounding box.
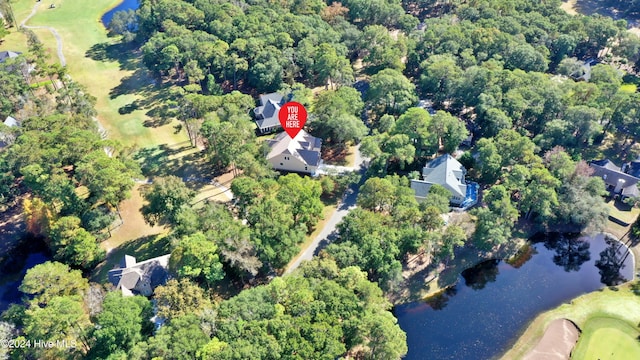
[213,258,407,359]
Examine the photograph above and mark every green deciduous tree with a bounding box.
[429,111,469,154]
[49,216,105,269]
[436,225,467,264]
[170,232,225,286]
[91,293,153,358]
[75,150,137,207]
[142,314,210,360]
[247,197,306,269]
[276,174,324,231]
[19,261,89,306]
[367,69,417,117]
[141,176,196,226]
[153,278,212,321]
[391,107,436,155]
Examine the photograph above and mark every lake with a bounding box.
[101,0,140,27]
[394,233,634,360]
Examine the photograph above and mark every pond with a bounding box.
[393,233,634,360]
[101,0,140,27]
[0,237,51,312]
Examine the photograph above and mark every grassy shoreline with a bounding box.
[501,284,640,359]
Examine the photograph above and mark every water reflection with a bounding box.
[425,287,458,310]
[461,259,499,290]
[544,233,591,272]
[596,236,631,286]
[394,233,634,360]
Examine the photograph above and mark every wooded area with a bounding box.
[1,0,640,358]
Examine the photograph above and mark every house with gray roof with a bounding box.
[108,254,171,297]
[254,93,287,134]
[411,154,477,208]
[0,51,21,64]
[590,159,640,199]
[265,129,322,174]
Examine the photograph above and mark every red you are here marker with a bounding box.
[278,101,307,138]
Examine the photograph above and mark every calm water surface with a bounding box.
[394,233,634,360]
[101,0,139,27]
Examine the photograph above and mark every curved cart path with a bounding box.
[20,3,66,66]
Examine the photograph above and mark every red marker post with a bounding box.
[278,101,307,138]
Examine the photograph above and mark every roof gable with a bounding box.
[418,154,467,198]
[3,116,18,127]
[108,254,171,295]
[589,161,640,188]
[266,129,322,166]
[0,51,21,63]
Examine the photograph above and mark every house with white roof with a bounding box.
[0,116,19,149]
[254,93,287,134]
[108,254,171,297]
[411,154,478,208]
[265,129,322,175]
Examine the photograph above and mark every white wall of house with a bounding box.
[269,154,316,174]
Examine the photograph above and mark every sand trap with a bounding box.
[523,318,581,360]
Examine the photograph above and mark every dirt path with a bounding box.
[20,3,66,66]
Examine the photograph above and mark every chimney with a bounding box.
[614,179,625,193]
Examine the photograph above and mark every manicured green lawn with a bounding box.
[7,0,206,269]
[606,199,640,224]
[571,317,640,360]
[20,0,188,149]
[503,285,640,359]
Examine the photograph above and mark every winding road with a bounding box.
[20,3,66,66]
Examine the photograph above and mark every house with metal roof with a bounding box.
[265,129,322,175]
[108,254,171,297]
[590,159,640,199]
[411,154,478,208]
[253,93,287,134]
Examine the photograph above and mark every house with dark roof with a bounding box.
[589,159,640,199]
[0,51,21,64]
[265,129,322,174]
[411,154,478,208]
[108,254,171,297]
[254,93,287,134]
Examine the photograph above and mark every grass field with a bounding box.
[502,285,640,359]
[4,0,225,258]
[606,199,640,224]
[14,0,188,149]
[571,317,640,359]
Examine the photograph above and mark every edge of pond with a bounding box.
[388,236,530,306]
[99,0,130,29]
[500,232,638,359]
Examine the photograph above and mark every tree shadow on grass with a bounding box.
[85,41,140,72]
[143,103,175,127]
[110,68,157,98]
[133,142,218,184]
[574,0,640,21]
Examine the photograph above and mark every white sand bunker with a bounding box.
[523,318,581,360]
